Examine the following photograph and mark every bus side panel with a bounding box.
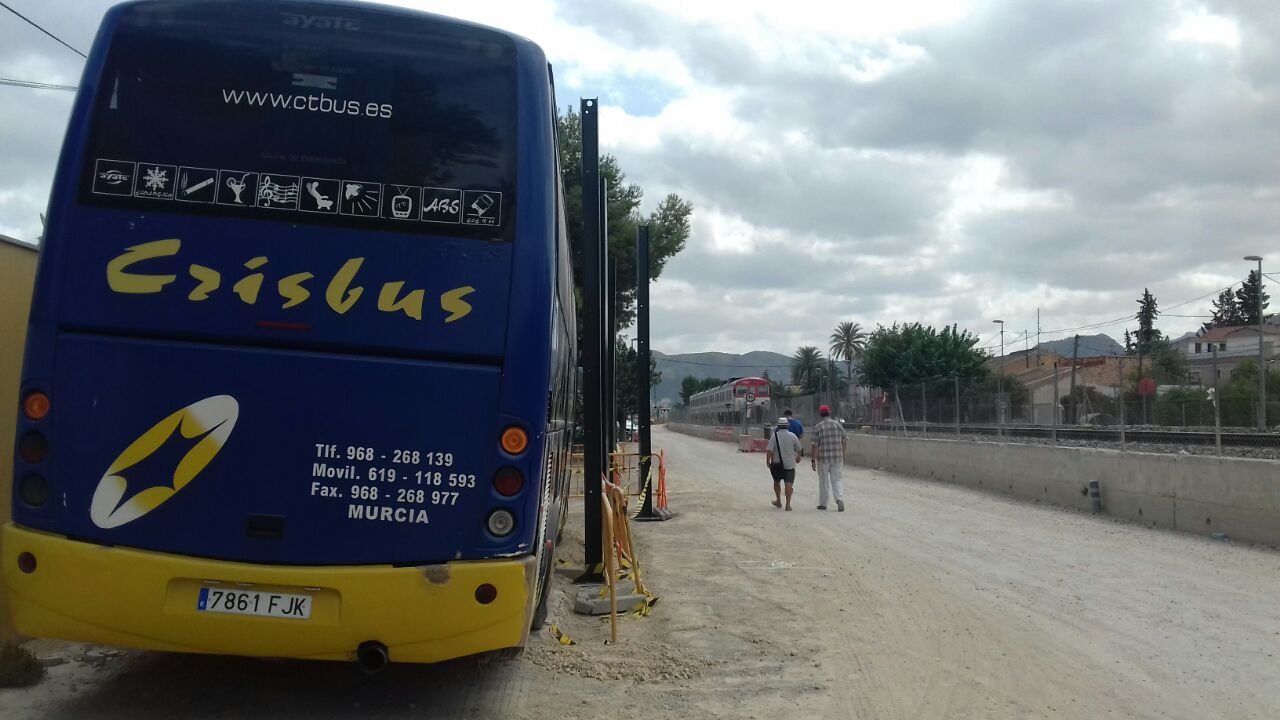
[497,41,556,537]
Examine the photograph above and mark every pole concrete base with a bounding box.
[573,586,647,616]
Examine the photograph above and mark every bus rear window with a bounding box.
[81,3,516,241]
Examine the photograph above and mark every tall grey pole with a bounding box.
[993,319,1005,436]
[921,382,927,437]
[1213,343,1222,455]
[1052,361,1059,442]
[954,375,960,435]
[1068,334,1079,425]
[1118,356,1126,450]
[1244,256,1265,430]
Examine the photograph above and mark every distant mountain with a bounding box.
[1036,333,1123,358]
[651,350,792,404]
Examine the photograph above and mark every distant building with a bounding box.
[1182,324,1280,385]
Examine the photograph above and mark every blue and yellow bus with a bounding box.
[4,0,577,668]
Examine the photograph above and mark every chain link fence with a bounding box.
[669,376,1280,447]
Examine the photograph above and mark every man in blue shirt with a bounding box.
[784,409,803,455]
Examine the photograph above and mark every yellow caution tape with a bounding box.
[549,624,575,645]
[629,594,660,618]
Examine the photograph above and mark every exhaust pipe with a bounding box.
[356,641,389,674]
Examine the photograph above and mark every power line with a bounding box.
[1036,283,1241,340]
[0,1,87,59]
[0,76,77,91]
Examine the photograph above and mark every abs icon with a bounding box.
[90,395,239,529]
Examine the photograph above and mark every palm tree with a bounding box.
[791,346,824,393]
[829,322,866,413]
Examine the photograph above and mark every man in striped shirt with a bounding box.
[809,405,848,511]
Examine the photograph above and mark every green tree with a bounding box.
[614,338,661,425]
[1220,359,1280,426]
[1209,287,1243,328]
[1134,288,1162,355]
[678,375,723,406]
[1130,338,1189,385]
[790,346,825,392]
[1060,385,1117,422]
[558,108,692,329]
[959,374,1030,423]
[1123,329,1134,354]
[1235,270,1271,326]
[857,323,988,388]
[1153,387,1211,426]
[829,321,866,394]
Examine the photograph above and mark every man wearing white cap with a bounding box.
[766,416,802,510]
[810,404,848,511]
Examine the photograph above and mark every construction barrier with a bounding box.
[569,444,669,513]
[599,475,655,642]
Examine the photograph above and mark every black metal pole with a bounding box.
[635,226,660,519]
[602,177,614,454]
[580,98,603,578]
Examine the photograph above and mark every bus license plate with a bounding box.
[197,587,311,620]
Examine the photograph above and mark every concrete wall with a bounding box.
[668,423,733,443]
[0,236,38,640]
[846,434,1280,547]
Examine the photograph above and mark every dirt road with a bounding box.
[5,425,1280,719]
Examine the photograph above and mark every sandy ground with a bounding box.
[4,425,1280,719]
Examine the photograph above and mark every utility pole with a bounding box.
[1137,340,1146,426]
[993,319,1005,436]
[954,375,960,435]
[1118,356,1126,449]
[1036,308,1041,367]
[1244,255,1265,430]
[1212,343,1222,455]
[1052,361,1059,442]
[1067,334,1079,425]
[1025,330,1030,369]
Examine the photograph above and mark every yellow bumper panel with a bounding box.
[2,524,535,664]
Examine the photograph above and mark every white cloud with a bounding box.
[4,0,1279,357]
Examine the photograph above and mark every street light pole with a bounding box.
[993,319,1005,437]
[1245,255,1265,430]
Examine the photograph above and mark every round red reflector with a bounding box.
[19,432,48,464]
[493,467,524,497]
[23,392,50,421]
[17,552,37,574]
[501,426,528,455]
[475,583,498,604]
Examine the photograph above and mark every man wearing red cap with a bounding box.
[809,405,848,511]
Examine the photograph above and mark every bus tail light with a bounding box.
[19,432,48,464]
[486,509,515,537]
[23,391,50,421]
[19,475,49,508]
[493,467,524,497]
[500,426,528,455]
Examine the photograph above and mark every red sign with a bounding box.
[1137,377,1157,396]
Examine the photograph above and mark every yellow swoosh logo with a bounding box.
[90,395,239,529]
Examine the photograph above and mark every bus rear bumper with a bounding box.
[2,524,537,664]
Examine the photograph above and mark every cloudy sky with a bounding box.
[2,0,1276,357]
